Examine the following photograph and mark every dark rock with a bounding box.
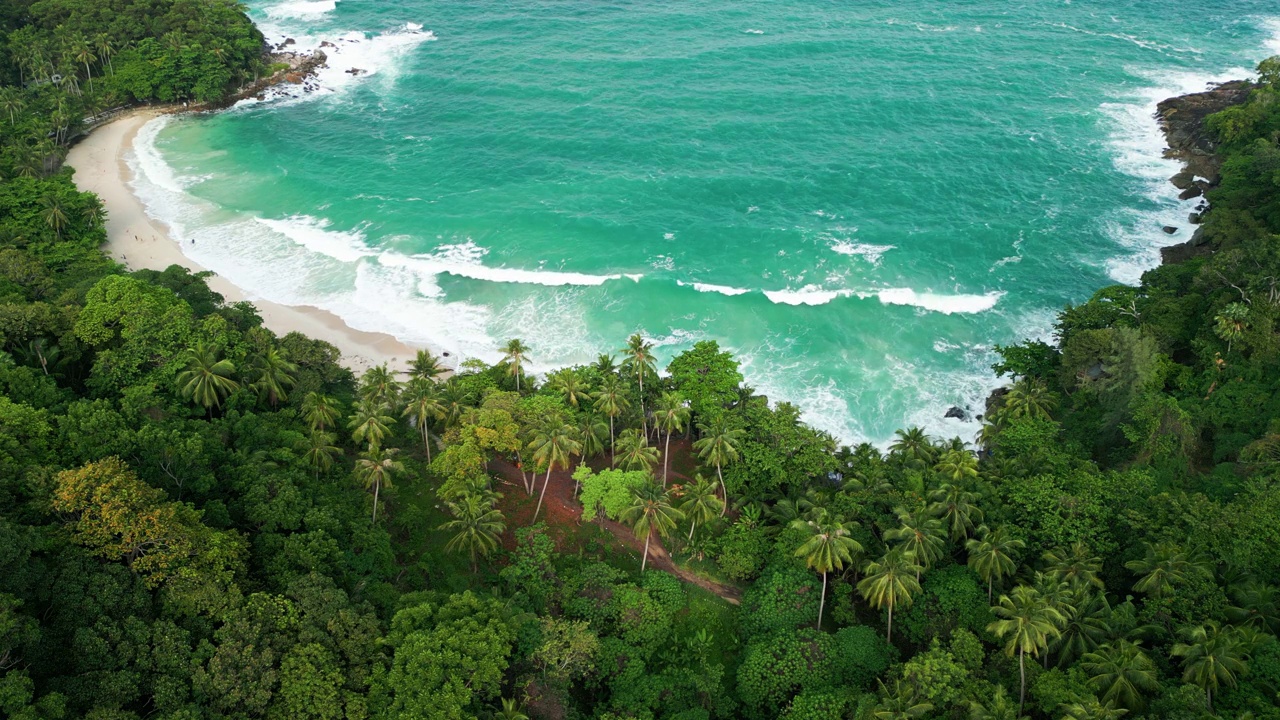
[1178,185,1204,200]
[944,406,970,421]
[1162,225,1178,234]
[1189,226,1209,246]
[1170,170,1196,189]
[1189,212,1202,224]
[346,67,366,75]
[1157,80,1254,186]
[320,41,336,48]
[283,38,296,46]
[985,387,1008,418]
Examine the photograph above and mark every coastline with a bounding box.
[65,109,419,375]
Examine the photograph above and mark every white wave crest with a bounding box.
[676,280,751,296]
[379,242,630,289]
[255,215,372,263]
[265,0,338,20]
[830,240,895,265]
[872,288,1004,314]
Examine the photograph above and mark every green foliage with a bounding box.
[736,629,834,719]
[576,466,649,522]
[831,625,895,690]
[666,340,743,421]
[739,563,819,637]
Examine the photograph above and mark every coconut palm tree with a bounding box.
[408,348,446,382]
[41,194,68,237]
[927,483,984,541]
[967,525,1025,601]
[934,448,979,483]
[1227,580,1280,635]
[1214,302,1249,353]
[652,391,690,486]
[593,353,618,376]
[889,427,935,470]
[494,697,529,720]
[1081,640,1159,711]
[620,482,683,572]
[873,679,933,720]
[1051,591,1111,668]
[93,33,115,75]
[0,89,24,126]
[884,505,946,580]
[176,342,239,413]
[1171,622,1248,712]
[1044,542,1106,593]
[621,333,656,434]
[858,548,923,642]
[592,375,629,459]
[792,512,863,629]
[502,338,530,391]
[987,585,1067,712]
[246,345,298,408]
[439,379,470,429]
[549,368,590,408]
[302,392,342,433]
[1060,697,1128,720]
[439,492,506,573]
[613,428,659,473]
[298,430,341,480]
[692,416,744,516]
[577,412,609,461]
[968,685,1024,720]
[359,364,402,409]
[355,445,403,523]
[348,398,394,450]
[528,420,581,523]
[401,378,445,462]
[678,474,723,541]
[71,35,95,92]
[1125,542,1212,600]
[998,378,1058,424]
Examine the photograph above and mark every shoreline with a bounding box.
[65,109,420,375]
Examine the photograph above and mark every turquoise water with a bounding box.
[129,0,1280,444]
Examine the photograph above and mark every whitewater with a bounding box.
[127,0,1280,445]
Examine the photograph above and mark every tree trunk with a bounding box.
[533,466,553,522]
[641,530,651,572]
[421,422,432,463]
[988,578,993,602]
[639,375,646,437]
[887,600,894,642]
[663,431,671,486]
[372,480,380,523]
[1018,649,1026,713]
[688,518,697,542]
[609,416,616,464]
[717,464,727,516]
[817,572,827,630]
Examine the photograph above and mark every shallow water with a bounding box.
[129,0,1280,445]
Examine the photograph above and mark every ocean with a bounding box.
[126,0,1280,445]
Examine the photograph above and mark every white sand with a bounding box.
[66,109,422,375]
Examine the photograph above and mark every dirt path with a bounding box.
[489,458,742,604]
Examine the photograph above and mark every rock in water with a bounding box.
[1162,226,1178,234]
[945,406,969,421]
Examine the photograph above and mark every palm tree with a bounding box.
[613,428,659,473]
[439,379,470,428]
[1125,542,1212,600]
[928,483,984,541]
[967,525,1025,601]
[873,679,934,720]
[592,375,629,459]
[934,448,979,483]
[494,697,529,720]
[619,482,683,572]
[401,379,445,462]
[968,685,1024,720]
[889,427,935,470]
[1227,580,1280,635]
[549,368,590,408]
[408,348,446,382]
[355,446,404,523]
[1081,640,1159,711]
[175,342,239,413]
[298,431,341,480]
[72,36,95,92]
[41,194,68,237]
[652,392,690,486]
[987,585,1066,712]
[621,333,656,434]
[1052,591,1111,668]
[528,420,581,523]
[94,33,115,75]
[1044,542,1105,593]
[792,512,863,629]
[1171,622,1248,712]
[998,378,1058,424]
[439,492,506,573]
[593,353,618,376]
[575,412,609,463]
[1060,697,1128,720]
[302,392,342,433]
[502,338,530,391]
[246,345,297,408]
[0,89,24,126]
[858,548,923,642]
[692,416,744,516]
[884,506,946,580]
[1214,302,1249,353]
[348,398,394,450]
[678,474,723,541]
[359,364,402,409]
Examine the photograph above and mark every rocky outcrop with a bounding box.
[1156,80,1255,265]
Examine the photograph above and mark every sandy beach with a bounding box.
[66,109,420,375]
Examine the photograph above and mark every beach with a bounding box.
[66,109,420,375]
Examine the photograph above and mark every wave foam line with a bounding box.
[256,215,373,263]
[763,285,1004,313]
[264,0,338,20]
[676,280,751,296]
